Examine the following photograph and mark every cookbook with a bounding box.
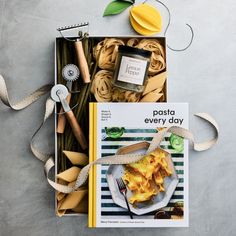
[89,103,189,227]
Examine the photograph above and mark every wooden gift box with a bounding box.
[54,36,167,216]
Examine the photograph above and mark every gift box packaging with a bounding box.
[54,36,167,216]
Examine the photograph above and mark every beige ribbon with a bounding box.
[0,75,52,110]
[45,113,219,194]
[0,74,219,194]
[0,74,55,163]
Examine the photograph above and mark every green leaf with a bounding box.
[103,1,132,16]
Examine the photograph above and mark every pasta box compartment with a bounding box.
[54,36,167,216]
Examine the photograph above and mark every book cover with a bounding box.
[89,103,189,228]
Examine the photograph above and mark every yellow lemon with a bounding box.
[130,3,162,35]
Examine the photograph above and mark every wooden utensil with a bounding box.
[57,23,90,83]
[51,84,87,150]
[57,93,71,133]
[57,64,80,134]
[74,40,90,83]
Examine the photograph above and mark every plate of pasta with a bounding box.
[107,142,179,215]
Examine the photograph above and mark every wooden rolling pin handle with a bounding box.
[74,41,90,84]
[65,110,88,150]
[56,93,72,134]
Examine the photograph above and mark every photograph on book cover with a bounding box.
[89,103,189,227]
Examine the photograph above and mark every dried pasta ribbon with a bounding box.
[112,88,124,102]
[90,70,113,102]
[93,38,125,70]
[112,88,141,102]
[136,39,166,75]
[126,38,141,47]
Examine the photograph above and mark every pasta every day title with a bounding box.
[144,109,184,125]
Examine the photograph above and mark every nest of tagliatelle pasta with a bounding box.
[90,37,167,102]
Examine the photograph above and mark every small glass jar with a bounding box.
[113,45,151,93]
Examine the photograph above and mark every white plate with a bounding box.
[106,146,179,215]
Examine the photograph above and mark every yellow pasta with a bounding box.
[123,168,150,192]
[129,189,157,204]
[153,171,164,185]
[122,149,172,204]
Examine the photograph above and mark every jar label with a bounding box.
[117,56,148,86]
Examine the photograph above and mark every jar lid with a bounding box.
[118,45,152,58]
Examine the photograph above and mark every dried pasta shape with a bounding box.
[59,189,88,210]
[57,199,66,217]
[56,166,81,183]
[72,193,88,213]
[63,150,88,166]
[143,71,167,96]
[56,192,66,201]
[140,88,163,102]
[91,70,113,102]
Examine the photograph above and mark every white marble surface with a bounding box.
[0,0,235,235]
